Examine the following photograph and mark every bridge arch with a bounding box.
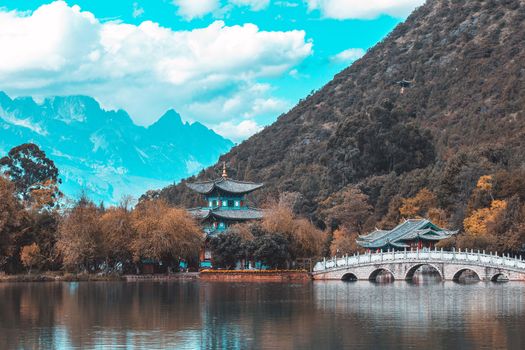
[452,268,481,282]
[369,267,396,282]
[341,273,358,282]
[404,263,443,281]
[491,273,509,282]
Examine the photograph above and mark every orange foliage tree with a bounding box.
[463,200,507,236]
[399,188,437,218]
[99,206,135,266]
[262,204,324,259]
[0,176,27,271]
[329,227,362,256]
[20,243,42,273]
[56,197,103,272]
[130,200,203,265]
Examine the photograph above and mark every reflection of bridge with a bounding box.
[312,249,525,281]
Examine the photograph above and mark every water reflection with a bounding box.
[0,280,524,349]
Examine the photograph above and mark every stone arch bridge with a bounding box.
[312,249,525,282]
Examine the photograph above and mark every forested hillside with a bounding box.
[154,0,525,239]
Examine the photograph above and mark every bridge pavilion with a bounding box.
[356,219,457,252]
[186,164,263,268]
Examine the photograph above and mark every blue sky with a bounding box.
[0,0,424,141]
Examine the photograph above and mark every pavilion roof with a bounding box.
[356,219,457,249]
[186,177,263,195]
[187,207,264,221]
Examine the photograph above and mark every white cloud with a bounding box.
[306,0,424,19]
[185,83,289,121]
[331,48,365,63]
[172,0,270,20]
[173,0,220,20]
[275,1,300,8]
[0,1,312,140]
[230,0,270,11]
[214,120,263,141]
[132,2,144,18]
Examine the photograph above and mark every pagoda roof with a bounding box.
[356,219,457,249]
[187,207,264,221]
[186,177,263,195]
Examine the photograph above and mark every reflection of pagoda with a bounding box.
[186,163,263,268]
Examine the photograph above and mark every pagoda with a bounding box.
[186,163,264,268]
[356,219,457,251]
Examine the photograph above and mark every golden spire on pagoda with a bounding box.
[222,161,228,178]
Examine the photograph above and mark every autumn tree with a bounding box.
[56,196,103,272]
[487,195,525,252]
[0,143,62,210]
[99,206,135,271]
[464,200,507,236]
[292,218,324,258]
[320,186,372,234]
[262,203,295,235]
[0,176,28,272]
[466,174,494,214]
[262,203,324,259]
[130,200,203,267]
[20,243,42,273]
[399,188,437,218]
[329,227,362,256]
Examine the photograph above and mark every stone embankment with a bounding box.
[199,270,311,282]
[124,272,199,281]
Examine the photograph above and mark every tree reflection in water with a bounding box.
[0,281,524,349]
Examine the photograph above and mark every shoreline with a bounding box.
[0,270,311,283]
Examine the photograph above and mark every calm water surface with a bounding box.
[1,279,524,349]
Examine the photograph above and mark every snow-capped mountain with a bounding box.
[0,91,233,204]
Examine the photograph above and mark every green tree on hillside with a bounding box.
[0,143,62,210]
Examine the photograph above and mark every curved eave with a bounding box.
[210,209,264,221]
[186,178,264,195]
[187,208,211,220]
[357,241,410,249]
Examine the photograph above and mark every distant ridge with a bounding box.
[0,92,233,204]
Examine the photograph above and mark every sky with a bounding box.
[0,0,424,141]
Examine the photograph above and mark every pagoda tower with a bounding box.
[186,163,263,268]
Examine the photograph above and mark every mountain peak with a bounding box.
[152,109,184,127]
[147,109,186,135]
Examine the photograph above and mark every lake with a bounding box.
[1,279,524,349]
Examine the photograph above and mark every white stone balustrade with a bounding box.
[313,248,525,281]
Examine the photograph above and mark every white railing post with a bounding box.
[323,257,326,270]
[441,247,444,260]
